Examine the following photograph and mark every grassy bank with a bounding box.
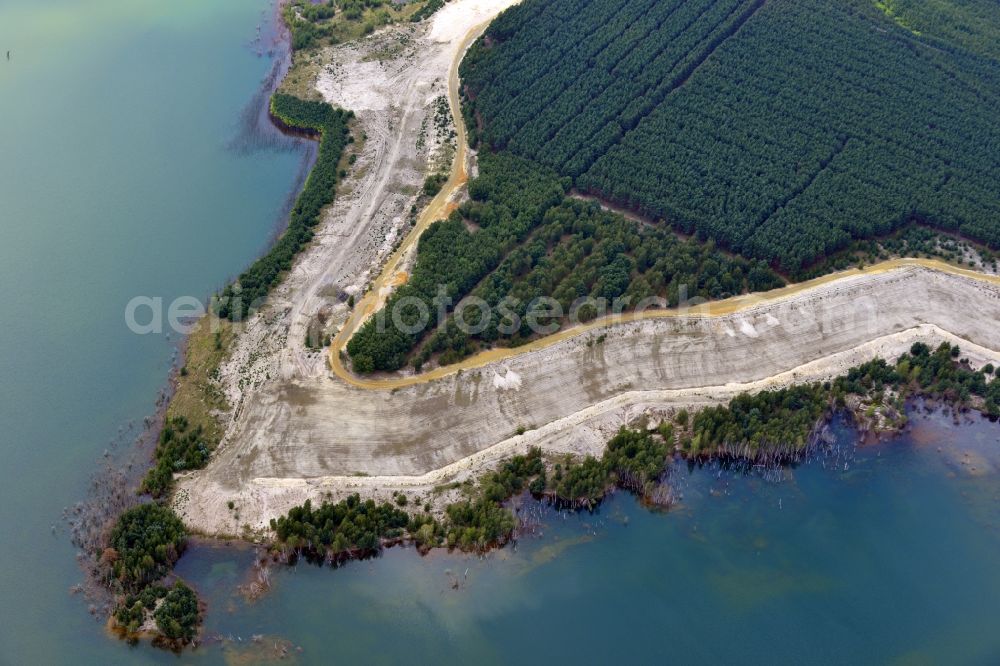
[140,316,232,498]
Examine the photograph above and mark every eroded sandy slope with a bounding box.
[176,266,1000,535]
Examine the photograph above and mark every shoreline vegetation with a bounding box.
[101,93,355,650]
[268,341,1000,565]
[97,0,453,650]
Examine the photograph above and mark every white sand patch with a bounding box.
[739,319,758,337]
[493,367,522,390]
[429,0,521,43]
[319,59,394,112]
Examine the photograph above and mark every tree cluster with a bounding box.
[550,427,673,506]
[270,494,411,556]
[686,341,1000,457]
[690,385,828,456]
[105,503,202,647]
[153,582,201,644]
[834,341,1000,415]
[114,581,200,647]
[106,503,187,591]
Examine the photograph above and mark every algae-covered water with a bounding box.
[2,1,1000,664]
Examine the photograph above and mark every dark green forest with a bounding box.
[217,94,352,321]
[270,494,411,555]
[269,489,517,556]
[347,151,782,372]
[460,0,1000,270]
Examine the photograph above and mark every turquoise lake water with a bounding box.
[0,0,307,662]
[2,1,1000,664]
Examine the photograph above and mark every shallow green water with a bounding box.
[3,2,1000,664]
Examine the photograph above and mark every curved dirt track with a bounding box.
[177,264,1000,535]
[329,257,1000,389]
[213,0,520,422]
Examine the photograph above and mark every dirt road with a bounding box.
[328,256,1000,389]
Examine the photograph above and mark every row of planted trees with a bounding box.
[461,0,1000,272]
